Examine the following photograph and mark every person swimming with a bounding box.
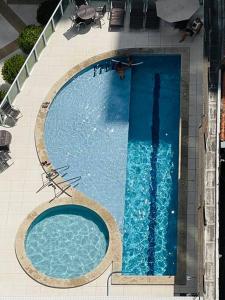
[115,62,126,80]
[113,56,143,79]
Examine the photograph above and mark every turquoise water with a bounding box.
[44,55,181,276]
[122,57,180,275]
[25,205,109,279]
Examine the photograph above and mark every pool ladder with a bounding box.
[93,62,112,77]
[37,164,81,201]
[37,164,70,193]
[49,175,81,202]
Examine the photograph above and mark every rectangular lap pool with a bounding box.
[122,55,181,276]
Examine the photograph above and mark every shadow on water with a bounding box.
[105,56,133,124]
[147,73,160,275]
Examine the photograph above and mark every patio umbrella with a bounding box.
[156,0,200,23]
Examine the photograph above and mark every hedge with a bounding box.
[18,25,43,54]
[2,54,26,84]
[37,0,60,25]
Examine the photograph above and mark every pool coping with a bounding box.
[34,47,190,286]
[15,196,122,288]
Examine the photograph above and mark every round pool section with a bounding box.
[44,58,131,230]
[15,198,121,288]
[25,205,109,279]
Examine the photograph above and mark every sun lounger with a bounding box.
[129,0,144,29]
[109,11,125,28]
[112,0,126,9]
[131,0,144,10]
[0,151,13,173]
[145,1,160,29]
[0,161,8,173]
[109,0,126,30]
[130,8,144,29]
[3,103,21,119]
[0,151,11,162]
[0,101,22,127]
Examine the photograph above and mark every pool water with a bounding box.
[45,65,130,229]
[122,57,180,275]
[44,55,181,276]
[25,205,109,279]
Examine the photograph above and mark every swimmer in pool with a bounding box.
[113,56,143,79]
[115,62,126,80]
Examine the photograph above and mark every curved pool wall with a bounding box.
[15,197,121,288]
[44,55,181,276]
[25,205,109,279]
[44,59,131,230]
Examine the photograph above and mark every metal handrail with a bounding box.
[57,175,81,185]
[107,270,134,296]
[107,271,122,296]
[0,0,69,111]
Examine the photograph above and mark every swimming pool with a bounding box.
[122,57,180,276]
[44,55,181,276]
[25,205,109,279]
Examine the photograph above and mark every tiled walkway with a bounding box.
[9,4,39,25]
[0,4,204,297]
[0,14,18,48]
[0,0,26,32]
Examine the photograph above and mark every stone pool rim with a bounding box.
[34,48,190,285]
[15,197,121,288]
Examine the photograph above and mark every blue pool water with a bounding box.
[45,65,130,229]
[122,57,180,275]
[44,55,181,276]
[25,205,109,279]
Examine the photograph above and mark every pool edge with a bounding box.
[34,47,190,286]
[15,196,122,288]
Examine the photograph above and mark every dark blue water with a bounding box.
[122,55,181,275]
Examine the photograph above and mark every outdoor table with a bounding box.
[0,130,12,147]
[77,5,96,20]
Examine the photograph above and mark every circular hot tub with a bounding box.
[15,198,119,288]
[25,205,109,279]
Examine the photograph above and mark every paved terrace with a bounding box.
[0,3,204,297]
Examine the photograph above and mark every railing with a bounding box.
[106,271,131,296]
[106,271,202,298]
[0,0,70,115]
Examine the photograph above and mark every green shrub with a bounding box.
[37,0,60,25]
[18,25,43,54]
[2,54,25,84]
[0,89,6,103]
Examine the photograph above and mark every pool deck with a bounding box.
[0,3,204,297]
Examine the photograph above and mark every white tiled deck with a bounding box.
[0,4,204,297]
